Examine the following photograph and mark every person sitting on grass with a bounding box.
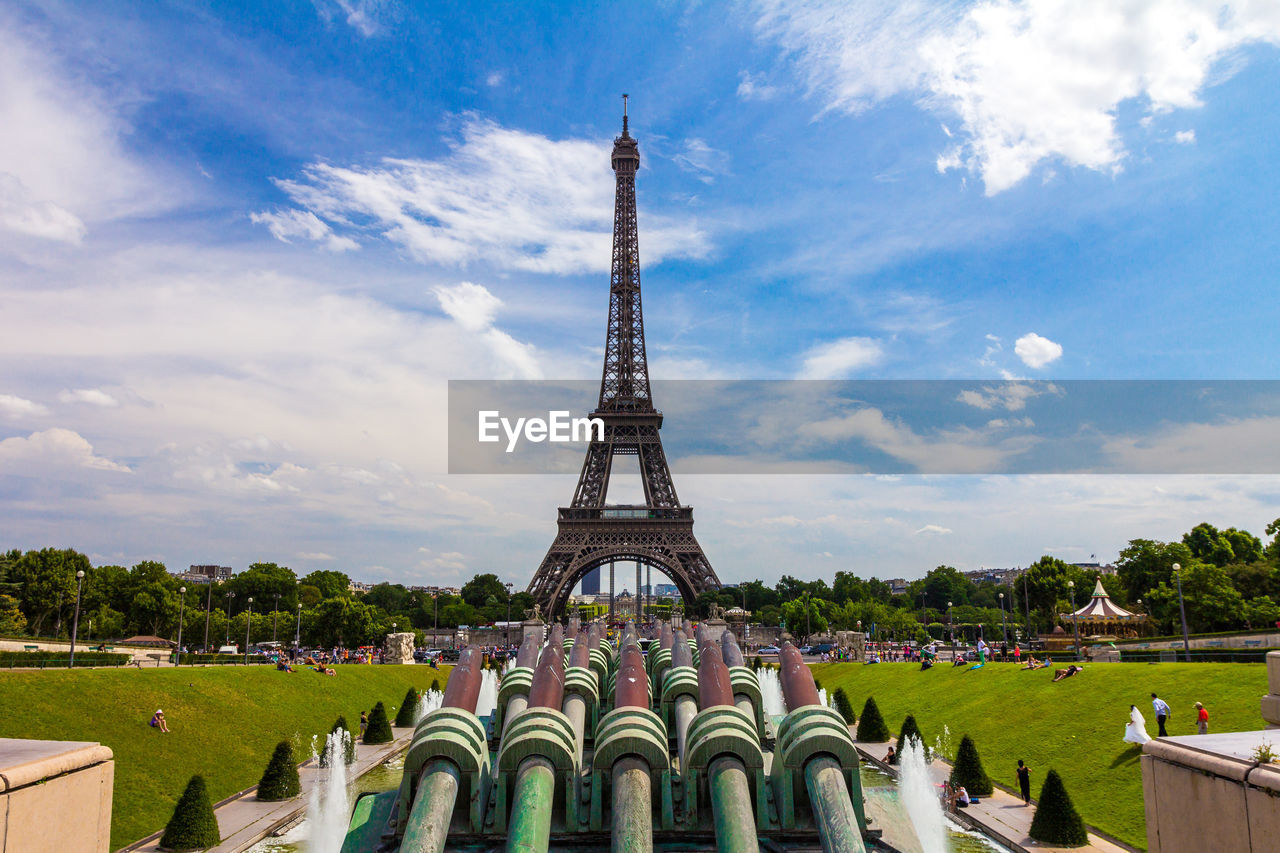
[276,659,295,673]
[1021,655,1040,669]
[149,709,169,733]
[1052,664,1083,682]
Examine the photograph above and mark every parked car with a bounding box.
[812,643,835,655]
[216,644,237,654]
[798,645,813,654]
[757,645,782,654]
[440,649,461,661]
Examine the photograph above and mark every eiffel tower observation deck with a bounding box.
[526,99,721,619]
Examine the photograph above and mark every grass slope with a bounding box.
[811,661,1267,851]
[0,664,452,849]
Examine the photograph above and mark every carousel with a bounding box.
[1059,578,1148,639]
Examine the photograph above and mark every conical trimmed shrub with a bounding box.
[855,696,890,742]
[321,717,355,766]
[395,687,419,727]
[751,655,763,671]
[257,741,301,801]
[160,774,220,850]
[430,678,441,692]
[363,701,393,744]
[832,687,856,725]
[892,714,924,764]
[949,734,993,795]
[1029,769,1088,846]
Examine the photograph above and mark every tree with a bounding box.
[365,583,412,615]
[300,570,351,600]
[1182,522,1236,567]
[13,548,87,635]
[228,563,299,611]
[832,687,856,725]
[461,573,507,610]
[1223,527,1263,564]
[0,594,27,635]
[364,701,393,744]
[922,566,972,608]
[1244,596,1280,630]
[1116,539,1193,604]
[1266,518,1280,561]
[395,687,420,727]
[894,714,925,763]
[856,697,890,742]
[298,584,323,608]
[1028,769,1088,846]
[949,734,993,796]
[257,741,301,800]
[160,775,221,850]
[781,596,827,636]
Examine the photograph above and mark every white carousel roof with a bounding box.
[1064,579,1143,621]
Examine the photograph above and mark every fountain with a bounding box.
[898,735,947,853]
[757,665,787,717]
[475,667,499,718]
[413,687,444,726]
[306,730,351,853]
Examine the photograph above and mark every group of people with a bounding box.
[1124,693,1210,744]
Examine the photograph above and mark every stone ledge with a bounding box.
[0,737,114,792]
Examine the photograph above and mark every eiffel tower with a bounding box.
[526,99,720,619]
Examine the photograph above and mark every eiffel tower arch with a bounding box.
[527,99,720,620]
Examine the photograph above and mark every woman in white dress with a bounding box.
[1124,704,1152,744]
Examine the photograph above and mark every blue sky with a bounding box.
[2,1,1279,588]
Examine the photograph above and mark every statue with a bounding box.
[524,603,543,622]
[709,603,725,620]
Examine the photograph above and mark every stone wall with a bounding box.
[0,738,114,852]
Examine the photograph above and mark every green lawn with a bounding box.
[811,660,1268,851]
[0,663,453,849]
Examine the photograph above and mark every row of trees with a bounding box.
[3,517,1278,646]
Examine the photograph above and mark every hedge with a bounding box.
[177,653,272,665]
[0,651,130,668]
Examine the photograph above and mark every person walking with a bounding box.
[1016,759,1032,805]
[1152,693,1171,737]
[359,710,369,737]
[1195,701,1209,735]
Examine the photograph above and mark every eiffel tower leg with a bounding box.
[608,561,615,623]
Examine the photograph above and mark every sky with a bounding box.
[2,0,1280,590]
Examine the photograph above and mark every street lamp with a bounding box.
[741,584,749,645]
[204,582,215,653]
[999,591,1008,648]
[69,569,85,668]
[244,597,253,664]
[225,591,236,646]
[505,582,514,649]
[947,601,954,653]
[176,587,187,665]
[1173,563,1191,661]
[272,592,280,643]
[295,601,302,648]
[1068,580,1081,662]
[433,591,439,631]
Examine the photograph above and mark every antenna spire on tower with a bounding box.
[622,93,629,135]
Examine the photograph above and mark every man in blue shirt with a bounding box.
[1152,693,1171,736]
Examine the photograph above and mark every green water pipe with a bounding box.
[506,756,556,853]
[803,755,865,853]
[707,755,759,853]
[399,759,461,853]
[610,755,653,853]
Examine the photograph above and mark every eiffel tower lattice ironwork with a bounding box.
[526,99,720,619]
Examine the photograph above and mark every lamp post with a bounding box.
[505,582,514,649]
[1173,563,1191,661]
[999,591,1008,648]
[947,601,954,656]
[741,584,749,645]
[272,592,280,643]
[295,602,302,648]
[69,569,85,668]
[176,587,187,665]
[433,591,439,631]
[1068,580,1081,662]
[244,597,253,664]
[204,582,214,653]
[225,591,235,646]
[804,591,812,641]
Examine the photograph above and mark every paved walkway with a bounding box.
[121,726,417,853]
[855,740,1136,853]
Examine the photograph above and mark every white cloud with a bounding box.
[752,0,1280,193]
[737,71,779,100]
[956,381,1057,411]
[800,336,884,378]
[1014,332,1063,368]
[0,24,169,242]
[1174,129,1197,144]
[250,209,359,252]
[263,118,710,274]
[0,427,128,472]
[673,139,729,184]
[0,393,49,418]
[58,388,120,407]
[914,523,953,535]
[297,551,334,560]
[486,71,505,88]
[313,0,389,37]
[433,282,542,378]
